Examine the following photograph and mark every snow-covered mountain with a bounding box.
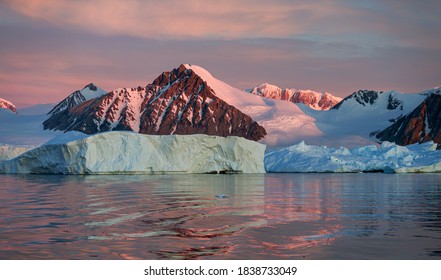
[43,64,325,148]
[0,97,17,113]
[300,89,428,147]
[372,88,441,147]
[47,83,107,116]
[171,65,324,147]
[247,83,342,110]
[4,63,439,150]
[44,65,267,141]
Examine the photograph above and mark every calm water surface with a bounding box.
[0,173,440,259]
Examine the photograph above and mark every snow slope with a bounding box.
[184,64,322,148]
[265,141,441,173]
[18,103,55,115]
[0,109,63,145]
[302,89,428,147]
[0,132,266,174]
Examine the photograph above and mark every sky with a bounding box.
[0,0,440,107]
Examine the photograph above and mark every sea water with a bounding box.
[0,173,440,259]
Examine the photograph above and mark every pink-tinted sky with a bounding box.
[1,0,440,107]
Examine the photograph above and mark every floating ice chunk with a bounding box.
[0,132,266,174]
[0,144,34,161]
[265,140,441,173]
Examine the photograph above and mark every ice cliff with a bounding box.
[265,141,441,173]
[3,132,441,174]
[0,132,266,174]
[0,144,34,161]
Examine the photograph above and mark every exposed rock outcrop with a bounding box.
[332,90,382,109]
[372,94,441,147]
[247,83,341,110]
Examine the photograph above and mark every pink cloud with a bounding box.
[4,0,354,39]
[1,0,440,108]
[5,0,440,49]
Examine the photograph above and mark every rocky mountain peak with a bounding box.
[0,97,17,113]
[333,90,383,110]
[83,83,98,91]
[248,83,283,100]
[44,65,266,141]
[47,83,107,115]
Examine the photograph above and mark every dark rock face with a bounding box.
[47,90,87,116]
[372,94,441,145]
[85,83,97,91]
[332,90,382,110]
[44,65,266,141]
[387,95,403,110]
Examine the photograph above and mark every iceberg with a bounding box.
[0,144,34,161]
[0,132,266,174]
[265,141,441,173]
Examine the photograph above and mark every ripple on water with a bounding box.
[0,173,441,259]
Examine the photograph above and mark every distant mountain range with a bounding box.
[3,63,439,149]
[246,83,342,110]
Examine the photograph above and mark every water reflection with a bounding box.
[0,173,440,259]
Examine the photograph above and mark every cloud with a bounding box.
[1,0,440,107]
[2,23,440,108]
[4,0,315,38]
[4,0,440,50]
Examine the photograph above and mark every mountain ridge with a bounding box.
[246,83,342,110]
[43,64,267,141]
[47,83,107,115]
[40,63,441,149]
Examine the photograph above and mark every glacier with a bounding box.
[265,141,441,173]
[0,132,266,174]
